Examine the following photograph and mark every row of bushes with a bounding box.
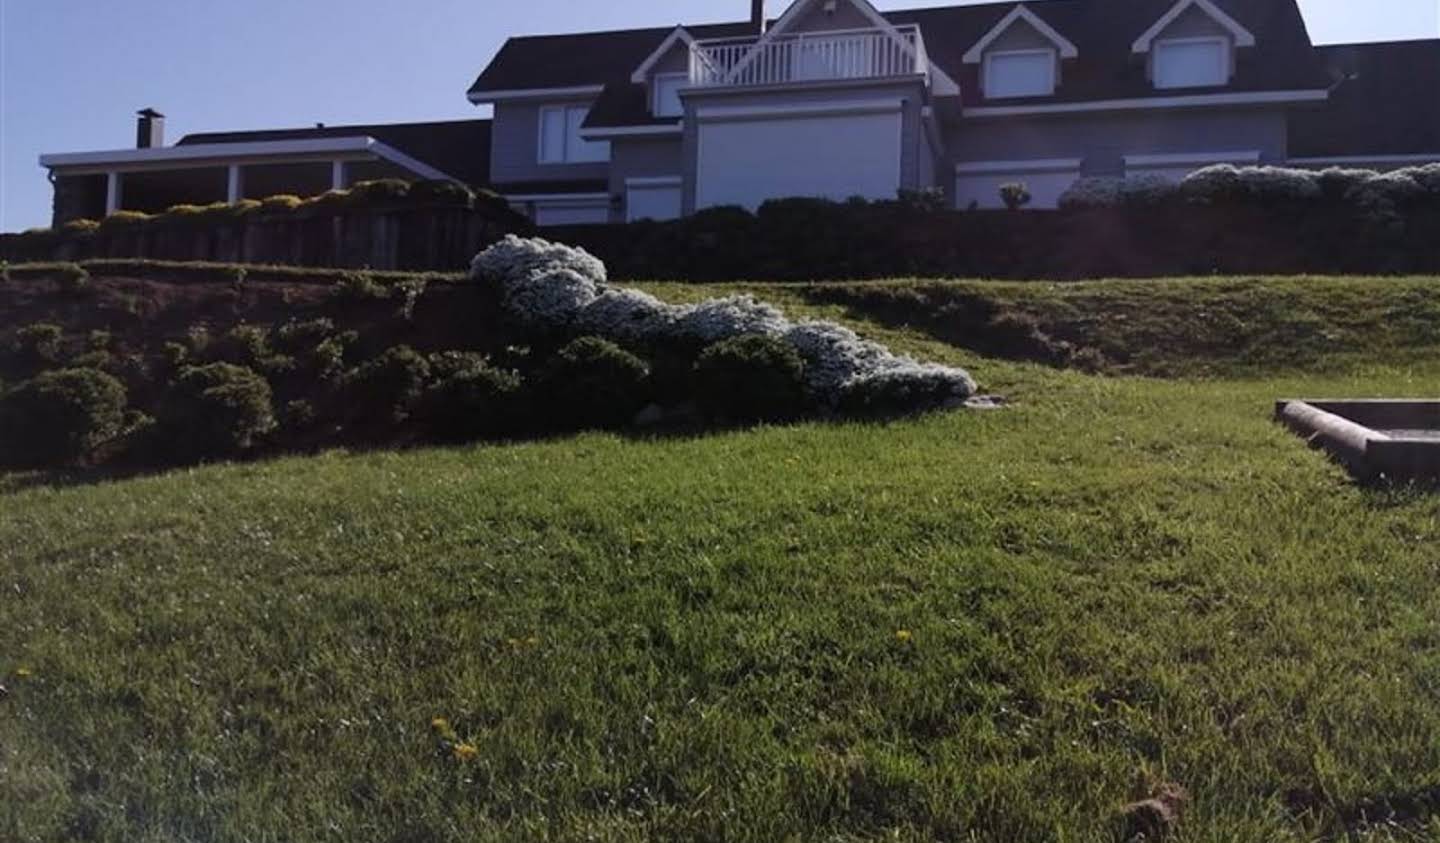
[0,312,824,469]
[1057,163,1440,218]
[20,179,514,240]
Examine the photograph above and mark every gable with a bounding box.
[1133,0,1255,53]
[961,5,1080,64]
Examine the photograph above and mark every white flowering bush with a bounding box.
[470,235,977,412]
[1180,165,1323,204]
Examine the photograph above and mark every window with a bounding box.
[983,50,1056,99]
[537,104,610,164]
[652,73,686,118]
[1153,37,1229,89]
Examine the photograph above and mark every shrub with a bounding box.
[540,337,650,428]
[259,194,304,212]
[159,363,276,457]
[272,318,337,354]
[1059,177,1125,210]
[422,351,523,439]
[409,180,475,205]
[999,182,1031,211]
[331,271,390,303]
[12,323,64,367]
[55,264,91,296]
[0,367,128,465]
[694,334,806,423]
[347,179,411,204]
[61,219,100,235]
[896,188,947,214]
[99,210,151,229]
[0,261,8,285]
[343,345,431,425]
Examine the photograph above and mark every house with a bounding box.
[38,0,1440,227]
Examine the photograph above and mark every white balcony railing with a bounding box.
[690,25,929,89]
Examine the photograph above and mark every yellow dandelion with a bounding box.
[430,717,450,732]
[895,630,913,644]
[14,667,32,679]
[525,636,541,647]
[452,743,479,762]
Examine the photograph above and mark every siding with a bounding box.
[490,99,611,186]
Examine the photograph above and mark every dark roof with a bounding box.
[886,0,1331,107]
[1289,40,1440,158]
[177,120,493,187]
[468,0,1330,119]
[468,21,757,95]
[583,82,680,130]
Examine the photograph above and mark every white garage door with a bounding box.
[532,197,610,226]
[696,101,903,211]
[955,159,1082,210]
[626,177,682,222]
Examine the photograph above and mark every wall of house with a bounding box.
[489,98,610,187]
[946,108,1290,176]
[680,79,927,213]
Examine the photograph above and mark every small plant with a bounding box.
[694,334,807,423]
[87,330,113,353]
[159,363,276,457]
[343,345,432,425]
[999,182,1032,211]
[896,187,948,213]
[348,179,411,204]
[61,219,101,235]
[0,367,128,466]
[12,323,64,367]
[540,336,650,429]
[273,318,337,355]
[99,210,152,229]
[0,261,9,285]
[186,325,213,358]
[395,277,428,321]
[55,264,91,296]
[331,271,390,303]
[259,194,304,213]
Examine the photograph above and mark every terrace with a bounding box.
[689,25,930,88]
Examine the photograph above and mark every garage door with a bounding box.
[955,159,1082,210]
[696,101,903,211]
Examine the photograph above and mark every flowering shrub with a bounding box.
[470,235,977,414]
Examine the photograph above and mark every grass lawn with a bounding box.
[4,275,1440,841]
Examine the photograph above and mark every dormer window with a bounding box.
[984,49,1056,99]
[652,73,686,118]
[1152,37,1230,89]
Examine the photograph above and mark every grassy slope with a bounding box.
[5,276,1440,841]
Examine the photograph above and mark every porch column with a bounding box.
[227,164,245,204]
[331,160,348,191]
[105,171,123,215]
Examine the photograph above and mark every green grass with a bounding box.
[6,276,1440,841]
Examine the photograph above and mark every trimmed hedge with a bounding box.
[0,367,128,465]
[694,334,806,423]
[159,363,277,457]
[540,337,651,429]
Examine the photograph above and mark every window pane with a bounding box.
[654,76,685,118]
[539,107,566,163]
[566,107,610,163]
[1155,40,1227,89]
[986,52,1054,99]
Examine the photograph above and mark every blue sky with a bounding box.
[1,0,1436,231]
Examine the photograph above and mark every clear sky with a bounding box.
[1,0,1436,231]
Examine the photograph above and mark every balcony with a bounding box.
[689,25,929,89]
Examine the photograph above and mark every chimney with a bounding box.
[751,0,765,33]
[136,108,165,149]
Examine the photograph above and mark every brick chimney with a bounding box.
[136,108,165,149]
[751,0,765,33]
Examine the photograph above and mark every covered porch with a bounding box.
[41,137,459,225]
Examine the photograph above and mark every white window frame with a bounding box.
[1152,36,1231,90]
[983,49,1057,100]
[537,104,610,165]
[651,72,687,119]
